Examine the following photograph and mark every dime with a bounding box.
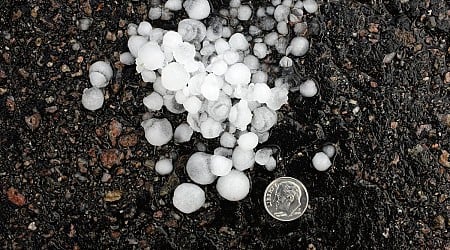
[264,177,309,221]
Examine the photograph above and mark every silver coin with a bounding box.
[264,177,309,221]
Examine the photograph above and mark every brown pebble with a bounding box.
[18,68,30,78]
[110,231,121,239]
[7,187,26,206]
[153,210,163,219]
[31,6,39,18]
[104,190,122,202]
[25,113,41,130]
[119,133,138,147]
[370,81,378,88]
[433,215,445,229]
[12,9,22,21]
[2,52,11,64]
[439,150,450,168]
[106,31,116,41]
[368,23,379,33]
[61,64,71,73]
[444,72,450,84]
[0,70,6,79]
[100,149,123,168]
[6,96,15,111]
[108,119,122,146]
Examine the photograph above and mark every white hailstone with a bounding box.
[229,0,240,8]
[119,52,135,65]
[264,156,277,171]
[271,0,281,6]
[294,1,304,9]
[214,147,233,158]
[229,33,249,51]
[322,144,336,158]
[164,95,186,114]
[188,72,206,95]
[174,90,187,104]
[223,50,240,65]
[299,79,318,97]
[277,21,289,35]
[255,148,273,165]
[183,0,211,20]
[274,5,290,22]
[128,35,148,57]
[216,170,250,201]
[127,23,138,36]
[174,123,194,143]
[266,86,289,110]
[206,21,223,41]
[222,26,232,38]
[225,63,251,86]
[312,152,332,171]
[252,71,268,83]
[279,56,293,67]
[148,7,162,20]
[222,83,233,96]
[143,92,164,111]
[161,62,190,91]
[220,132,236,148]
[249,25,262,36]
[233,84,249,99]
[163,31,183,51]
[237,132,259,150]
[141,70,157,82]
[165,0,183,11]
[161,8,174,21]
[232,146,255,171]
[243,55,260,70]
[282,0,292,6]
[173,183,205,214]
[206,59,228,76]
[206,93,232,122]
[173,42,196,65]
[155,158,173,175]
[89,61,113,88]
[178,19,207,42]
[210,155,233,176]
[229,8,238,18]
[137,21,152,36]
[251,106,277,133]
[201,74,222,101]
[200,43,216,56]
[229,100,253,131]
[256,130,270,144]
[200,117,224,139]
[303,0,319,13]
[187,113,201,132]
[137,42,165,70]
[141,118,173,146]
[153,77,168,96]
[215,39,230,54]
[183,96,202,113]
[266,6,275,15]
[251,83,271,104]
[264,32,279,46]
[287,36,309,57]
[186,152,217,185]
[253,43,268,59]
[237,5,252,21]
[82,87,104,111]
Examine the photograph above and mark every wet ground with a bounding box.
[0,0,449,249]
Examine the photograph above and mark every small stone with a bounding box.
[100,149,123,168]
[7,187,26,206]
[25,113,41,130]
[104,190,122,202]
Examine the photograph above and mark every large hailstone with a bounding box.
[141,118,173,146]
[200,117,224,139]
[216,170,250,201]
[127,35,148,57]
[155,158,173,175]
[206,93,232,122]
[89,61,113,88]
[237,132,259,150]
[228,100,253,131]
[210,155,233,176]
[173,183,205,214]
[232,146,255,171]
[174,123,194,143]
[161,62,190,91]
[137,42,165,70]
[251,106,277,133]
[178,19,207,42]
[81,87,104,111]
[186,152,217,185]
[312,152,332,171]
[286,37,309,57]
[183,0,211,20]
[225,63,251,86]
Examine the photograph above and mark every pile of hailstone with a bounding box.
[117,0,319,214]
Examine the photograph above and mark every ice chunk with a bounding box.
[174,123,194,143]
[148,7,162,20]
[165,0,183,11]
[173,183,205,213]
[286,36,309,57]
[312,152,332,171]
[277,21,289,35]
[228,100,253,131]
[200,117,224,138]
[216,170,250,201]
[253,43,268,59]
[303,0,318,13]
[141,70,157,82]
[178,19,207,42]
[238,5,252,21]
[128,35,148,57]
[255,148,273,165]
[206,18,223,41]
[243,55,260,70]
[183,0,211,20]
[299,79,318,97]
[153,77,168,96]
[264,32,278,46]
[149,28,164,43]
[163,94,186,114]
[237,132,259,150]
[214,147,233,157]
[220,132,236,148]
[251,106,277,132]
[264,156,277,171]
[229,0,240,8]
[266,86,288,110]
[89,72,108,88]
[210,155,233,176]
[173,42,196,65]
[120,52,135,65]
[187,113,201,132]
[186,152,217,185]
[201,74,223,101]
[322,144,336,158]
[274,5,290,22]
[137,42,165,70]
[82,87,104,111]
[89,61,113,88]
[161,62,190,91]
[141,118,173,146]
[162,31,183,51]
[225,63,251,86]
[127,23,138,36]
[252,71,268,83]
[175,90,187,104]
[229,33,249,51]
[143,92,164,111]
[232,146,255,171]
[206,93,232,122]
[279,56,293,67]
[247,83,271,104]
[188,72,206,95]
[137,21,152,36]
[206,59,228,76]
[214,39,230,55]
[183,96,202,113]
[155,158,173,175]
[223,50,240,65]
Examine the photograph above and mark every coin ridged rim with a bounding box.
[263,177,309,221]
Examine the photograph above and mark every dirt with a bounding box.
[0,0,449,249]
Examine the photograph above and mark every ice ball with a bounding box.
[143,92,164,111]
[173,183,205,213]
[299,79,318,97]
[183,0,211,20]
[141,118,173,146]
[312,152,332,171]
[216,170,250,201]
[287,36,309,57]
[232,146,255,171]
[161,62,190,91]
[155,158,173,175]
[82,87,104,111]
[237,132,259,150]
[210,155,233,176]
[174,123,194,143]
[225,63,251,86]
[186,152,217,185]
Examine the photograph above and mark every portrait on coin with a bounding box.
[273,181,302,217]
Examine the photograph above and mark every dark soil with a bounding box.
[1,0,449,249]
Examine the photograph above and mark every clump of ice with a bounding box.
[220,132,236,148]
[237,132,259,150]
[287,36,309,57]
[173,183,205,213]
[255,148,273,165]
[89,61,113,88]
[155,158,173,175]
[232,146,255,171]
[174,123,194,143]
[81,87,104,111]
[141,118,173,146]
[299,79,318,97]
[312,152,332,171]
[216,170,250,201]
[186,152,217,185]
[210,155,233,176]
[143,92,164,111]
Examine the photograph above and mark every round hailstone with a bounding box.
[214,147,233,158]
[186,152,217,185]
[206,93,232,122]
[165,0,183,11]
[228,100,253,131]
[161,62,190,91]
[173,183,205,214]
[148,7,162,20]
[174,123,194,143]
[303,0,319,13]
[220,132,236,148]
[312,152,332,171]
[164,94,186,114]
[287,36,309,57]
[223,50,240,65]
[143,92,164,111]
[225,63,251,86]
[128,35,148,57]
[251,106,277,132]
[141,118,173,146]
[89,72,108,88]
[214,39,230,54]
[243,55,260,70]
[137,42,165,70]
[264,32,278,46]
[266,86,289,111]
[237,132,259,150]
[201,74,223,101]
[255,148,273,165]
[153,77,168,96]
[250,83,271,104]
[238,5,252,21]
[210,155,233,176]
[216,170,250,201]
[229,33,249,51]
[141,70,157,83]
[232,146,255,171]
[187,72,206,95]
[162,31,183,51]
[149,28,165,43]
[155,158,173,175]
[252,71,268,83]
[173,42,196,65]
[279,56,293,68]
[229,0,240,8]
[273,5,290,22]
[253,43,268,59]
[264,156,277,171]
[322,144,336,158]
[178,19,207,42]
[183,96,202,113]
[206,59,228,76]
[137,21,152,36]
[200,117,224,139]
[120,52,135,65]
[82,87,104,111]
[183,0,211,20]
[299,79,318,97]
[89,61,113,88]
